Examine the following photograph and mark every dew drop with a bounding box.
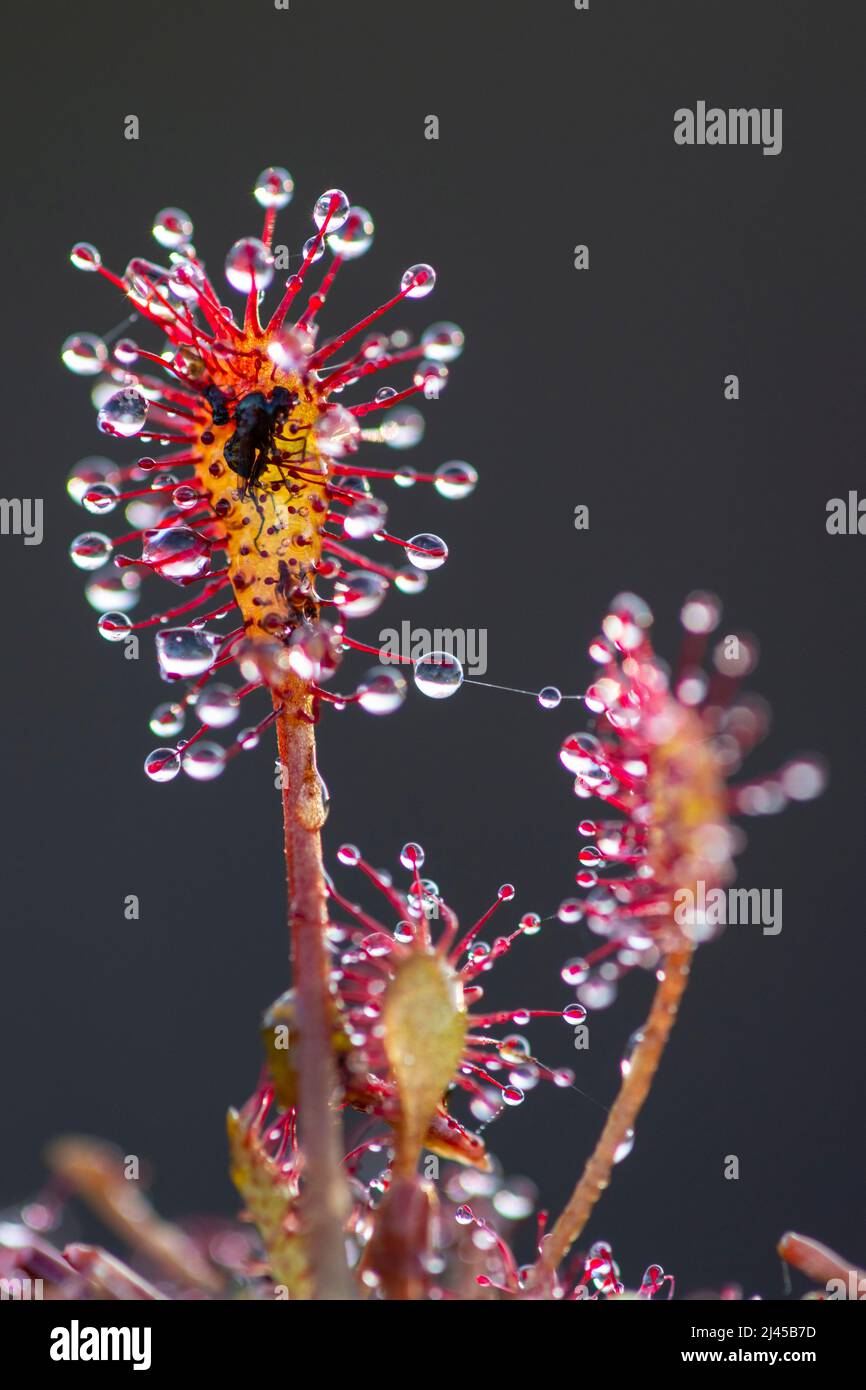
[333,570,388,618]
[382,406,425,449]
[197,684,240,727]
[313,189,350,230]
[561,958,590,986]
[538,686,562,709]
[302,236,326,264]
[153,207,193,249]
[414,361,448,399]
[97,388,148,438]
[414,651,463,699]
[172,484,200,511]
[560,731,603,776]
[314,405,361,458]
[455,1205,474,1227]
[433,460,477,500]
[357,667,407,715]
[85,571,140,613]
[421,321,464,363]
[274,334,317,380]
[149,702,185,738]
[327,206,374,258]
[156,628,220,679]
[142,526,211,581]
[394,567,427,595]
[557,898,584,925]
[406,533,448,570]
[144,748,181,783]
[562,1003,587,1025]
[83,483,119,515]
[225,237,274,293]
[70,242,101,272]
[61,333,107,375]
[400,842,425,870]
[343,497,387,540]
[501,1086,524,1107]
[254,166,294,209]
[182,742,225,781]
[67,457,117,505]
[168,260,206,301]
[499,1034,530,1063]
[113,338,139,366]
[70,531,112,571]
[338,844,361,866]
[401,263,436,299]
[97,611,131,642]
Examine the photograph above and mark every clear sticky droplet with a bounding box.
[97,388,148,438]
[414,652,463,699]
[70,242,102,272]
[357,667,407,715]
[225,237,274,293]
[70,532,112,571]
[401,263,436,299]
[97,611,132,642]
[434,460,477,500]
[182,743,225,781]
[327,206,374,258]
[406,533,448,571]
[61,333,107,375]
[153,207,194,248]
[421,321,464,362]
[144,748,181,783]
[254,166,294,209]
[313,189,350,231]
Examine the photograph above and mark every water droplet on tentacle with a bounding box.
[414,652,463,699]
[155,628,221,679]
[62,333,107,375]
[254,167,294,209]
[224,237,274,293]
[152,207,194,248]
[97,388,148,438]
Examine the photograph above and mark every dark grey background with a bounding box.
[1,0,863,1296]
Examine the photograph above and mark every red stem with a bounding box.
[274,691,355,1300]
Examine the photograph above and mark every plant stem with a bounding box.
[778,1232,866,1289]
[275,691,355,1300]
[537,943,694,1278]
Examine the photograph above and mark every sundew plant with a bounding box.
[5,167,850,1303]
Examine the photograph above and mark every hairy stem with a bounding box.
[537,944,694,1278]
[275,692,354,1300]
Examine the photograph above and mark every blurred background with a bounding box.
[1,0,862,1295]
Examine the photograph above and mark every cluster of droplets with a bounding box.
[63,167,485,780]
[328,841,584,1135]
[450,1204,670,1299]
[549,592,825,1015]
